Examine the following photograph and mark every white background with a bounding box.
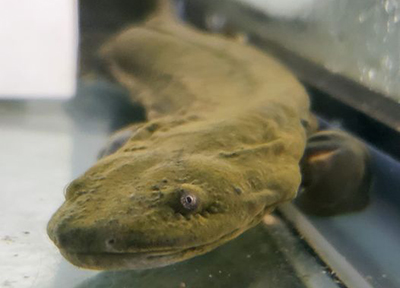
[0,0,77,99]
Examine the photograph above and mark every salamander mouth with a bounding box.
[59,228,243,270]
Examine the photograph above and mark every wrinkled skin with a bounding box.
[48,111,307,270]
[47,1,369,270]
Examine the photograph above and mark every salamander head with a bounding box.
[47,152,289,270]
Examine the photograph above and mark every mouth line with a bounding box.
[61,228,242,262]
[64,245,197,260]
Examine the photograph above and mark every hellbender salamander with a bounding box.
[47,0,370,270]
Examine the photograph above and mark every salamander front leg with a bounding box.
[297,130,372,216]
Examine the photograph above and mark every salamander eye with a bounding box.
[180,192,198,211]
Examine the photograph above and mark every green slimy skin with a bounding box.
[47,2,317,270]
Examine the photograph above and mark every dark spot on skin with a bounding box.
[208,206,219,214]
[128,146,147,152]
[151,185,160,191]
[23,231,30,235]
[234,187,242,195]
[219,151,239,158]
[146,123,159,133]
[162,178,168,183]
[301,119,309,129]
[248,176,263,190]
[107,219,119,226]
[187,115,200,121]
[151,191,163,199]
[201,211,210,218]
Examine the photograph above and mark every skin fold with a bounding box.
[47,0,370,270]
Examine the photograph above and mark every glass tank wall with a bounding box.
[217,0,400,100]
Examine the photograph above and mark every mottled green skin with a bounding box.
[47,8,315,270]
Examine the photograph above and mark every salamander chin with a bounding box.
[59,228,243,270]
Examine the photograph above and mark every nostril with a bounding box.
[105,238,118,252]
[105,237,117,248]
